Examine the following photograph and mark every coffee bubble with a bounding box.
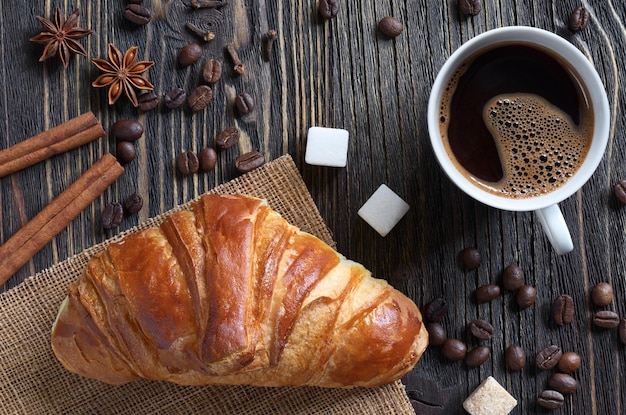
[481,93,591,197]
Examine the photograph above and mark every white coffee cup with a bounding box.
[427,26,610,255]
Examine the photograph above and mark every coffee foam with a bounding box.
[480,93,592,198]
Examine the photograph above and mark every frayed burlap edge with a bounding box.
[0,155,415,415]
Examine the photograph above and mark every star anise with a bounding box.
[92,44,155,107]
[29,6,92,68]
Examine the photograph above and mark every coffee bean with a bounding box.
[558,352,581,373]
[199,147,217,172]
[468,319,494,340]
[124,4,151,25]
[111,119,143,141]
[137,91,159,111]
[465,345,490,368]
[179,43,203,67]
[475,284,500,303]
[235,151,265,173]
[102,202,124,230]
[537,390,565,410]
[593,310,620,329]
[552,294,574,325]
[615,180,626,205]
[460,247,481,270]
[188,85,213,112]
[591,282,613,306]
[123,192,143,215]
[569,6,590,32]
[116,141,136,163]
[318,0,339,20]
[619,319,626,345]
[378,16,403,38]
[441,338,466,361]
[536,344,563,370]
[202,59,223,84]
[515,284,537,309]
[459,0,482,16]
[177,151,199,175]
[426,322,447,347]
[216,127,241,150]
[505,345,526,371]
[425,298,448,322]
[548,373,578,395]
[164,88,186,109]
[234,92,255,116]
[501,264,524,291]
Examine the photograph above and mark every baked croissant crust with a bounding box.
[51,194,427,388]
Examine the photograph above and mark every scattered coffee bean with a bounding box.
[235,92,255,115]
[459,0,482,16]
[111,119,143,142]
[465,345,490,368]
[123,192,143,215]
[615,180,626,205]
[426,322,447,346]
[235,151,265,173]
[460,247,481,270]
[216,127,241,150]
[199,147,217,172]
[202,59,223,84]
[116,141,136,163]
[179,43,203,67]
[468,319,494,340]
[124,3,151,25]
[515,285,537,309]
[378,16,403,38]
[548,373,578,395]
[177,151,199,175]
[591,282,613,306]
[558,351,581,373]
[188,85,213,112]
[164,87,186,109]
[441,338,467,361]
[137,91,159,111]
[475,284,500,303]
[537,390,565,410]
[425,298,448,322]
[593,310,620,329]
[552,294,575,325]
[102,202,124,230]
[536,344,562,370]
[505,345,526,371]
[569,6,590,32]
[619,319,626,345]
[318,0,339,20]
[501,264,524,291]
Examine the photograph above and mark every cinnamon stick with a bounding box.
[0,112,105,178]
[0,153,124,285]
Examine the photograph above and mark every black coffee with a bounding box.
[439,43,594,198]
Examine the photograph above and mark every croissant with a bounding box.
[51,194,427,388]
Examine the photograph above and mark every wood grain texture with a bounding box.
[2,0,626,413]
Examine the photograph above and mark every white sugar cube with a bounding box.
[357,184,409,237]
[463,376,517,415]
[305,127,349,167]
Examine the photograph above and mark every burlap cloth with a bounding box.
[0,155,415,415]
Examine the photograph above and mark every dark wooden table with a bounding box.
[2,1,625,413]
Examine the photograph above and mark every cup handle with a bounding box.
[534,204,574,255]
